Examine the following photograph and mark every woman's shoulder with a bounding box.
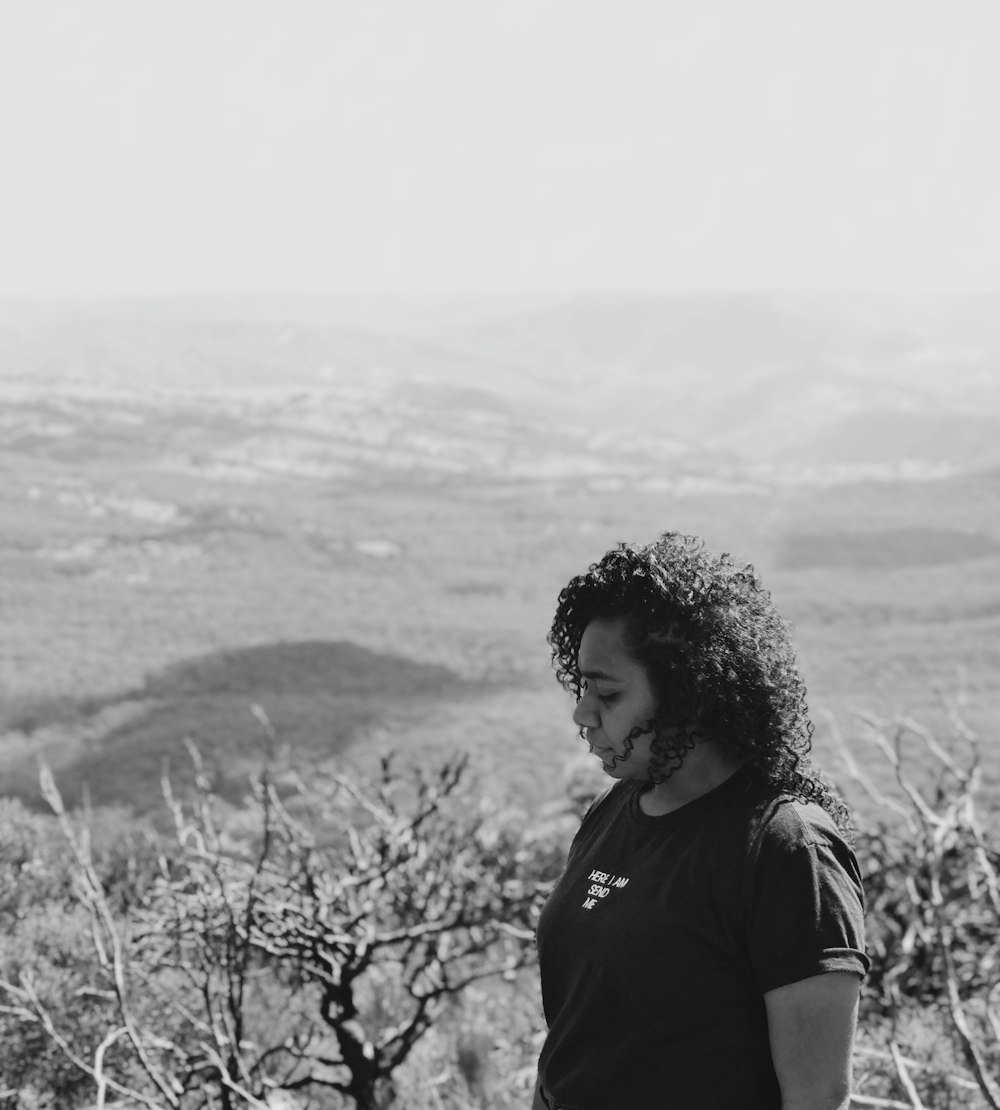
[723,771,850,857]
[744,792,860,888]
[761,792,840,840]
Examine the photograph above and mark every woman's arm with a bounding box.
[764,971,861,1110]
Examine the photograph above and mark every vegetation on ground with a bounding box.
[3,297,1000,1105]
[1,708,998,1108]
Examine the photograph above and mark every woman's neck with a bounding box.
[639,740,746,816]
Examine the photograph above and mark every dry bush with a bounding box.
[831,709,1000,1109]
[0,710,555,1110]
[6,701,997,1110]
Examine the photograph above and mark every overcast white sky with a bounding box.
[1,0,998,294]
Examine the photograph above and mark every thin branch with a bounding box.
[196,1040,271,1108]
[929,822,1000,1110]
[854,1046,981,1091]
[11,973,166,1110]
[93,1025,130,1110]
[942,961,1000,1110]
[38,762,182,1108]
[850,1097,919,1109]
[823,710,915,832]
[858,721,940,831]
[888,1041,925,1110]
[898,716,966,786]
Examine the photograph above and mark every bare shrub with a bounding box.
[830,709,1000,1109]
[0,711,553,1109]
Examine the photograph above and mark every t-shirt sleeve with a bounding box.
[745,803,870,995]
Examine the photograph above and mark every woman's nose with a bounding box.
[573,693,598,729]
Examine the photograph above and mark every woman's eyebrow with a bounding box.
[580,668,621,681]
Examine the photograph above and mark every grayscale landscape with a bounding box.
[3,289,1000,824]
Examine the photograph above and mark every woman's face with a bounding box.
[572,616,659,780]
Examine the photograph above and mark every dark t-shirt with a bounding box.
[535,766,869,1110]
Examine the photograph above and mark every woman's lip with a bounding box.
[584,733,613,757]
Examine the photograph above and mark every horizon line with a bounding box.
[2,285,1000,302]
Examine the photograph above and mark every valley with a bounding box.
[2,290,999,829]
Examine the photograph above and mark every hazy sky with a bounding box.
[2,0,998,294]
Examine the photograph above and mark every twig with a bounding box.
[860,722,940,830]
[942,960,1000,1110]
[888,1041,925,1109]
[10,973,165,1110]
[850,1097,920,1109]
[38,761,182,1108]
[987,1005,1000,1047]
[854,1046,981,1091]
[823,710,914,832]
[929,845,1000,1109]
[197,1040,272,1107]
[899,716,966,786]
[93,1025,130,1109]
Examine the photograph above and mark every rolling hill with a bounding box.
[2,290,999,823]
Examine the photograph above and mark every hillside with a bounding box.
[1,290,999,823]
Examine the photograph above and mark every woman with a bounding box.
[533,533,868,1110]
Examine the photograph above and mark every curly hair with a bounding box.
[548,532,854,839]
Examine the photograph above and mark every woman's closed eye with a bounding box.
[582,681,620,705]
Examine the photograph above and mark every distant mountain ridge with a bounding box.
[1,290,999,479]
[4,292,1000,818]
